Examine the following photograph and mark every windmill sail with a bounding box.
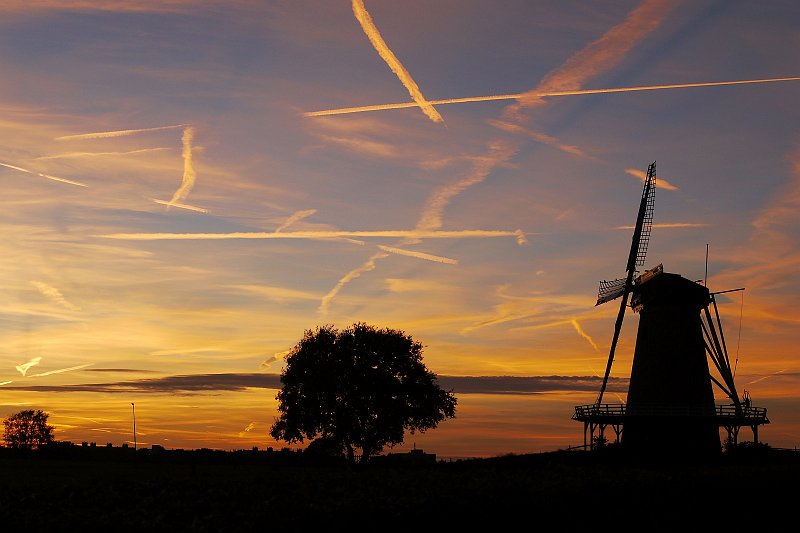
[596,161,656,406]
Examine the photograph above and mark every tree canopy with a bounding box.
[2,409,55,450]
[270,323,457,464]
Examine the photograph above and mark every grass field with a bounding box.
[0,445,796,531]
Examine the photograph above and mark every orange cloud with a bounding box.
[625,167,678,191]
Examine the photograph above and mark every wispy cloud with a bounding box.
[230,284,319,302]
[625,167,678,191]
[0,162,88,187]
[261,351,289,369]
[0,381,12,386]
[238,422,257,437]
[351,0,443,123]
[15,357,42,377]
[56,124,190,141]
[507,0,681,120]
[30,280,80,311]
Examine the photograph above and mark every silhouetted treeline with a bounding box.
[0,444,797,531]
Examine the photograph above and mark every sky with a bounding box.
[0,0,799,458]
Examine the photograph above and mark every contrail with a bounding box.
[351,0,443,123]
[320,251,389,314]
[35,148,170,160]
[377,245,458,264]
[275,209,317,232]
[0,162,88,187]
[571,319,599,352]
[56,123,191,141]
[151,199,209,213]
[15,357,42,376]
[26,363,93,377]
[303,76,800,117]
[31,281,80,311]
[99,229,528,240]
[416,141,519,233]
[0,381,12,386]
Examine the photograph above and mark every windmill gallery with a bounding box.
[572,162,769,456]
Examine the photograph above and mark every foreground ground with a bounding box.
[0,446,796,531]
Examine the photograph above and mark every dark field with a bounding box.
[0,446,796,531]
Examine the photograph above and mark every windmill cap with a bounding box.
[632,272,710,310]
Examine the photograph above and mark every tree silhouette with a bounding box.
[270,323,457,465]
[2,409,55,450]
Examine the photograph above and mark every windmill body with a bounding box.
[623,271,720,454]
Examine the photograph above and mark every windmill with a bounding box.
[573,161,769,455]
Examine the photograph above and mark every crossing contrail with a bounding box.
[15,357,42,376]
[151,199,209,213]
[377,245,458,264]
[26,363,93,377]
[303,76,800,117]
[275,209,317,232]
[56,124,191,141]
[0,162,88,187]
[351,0,443,123]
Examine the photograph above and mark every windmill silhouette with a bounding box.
[573,162,769,456]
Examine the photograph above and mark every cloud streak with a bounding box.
[351,0,443,123]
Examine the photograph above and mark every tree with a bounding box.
[2,409,55,450]
[270,323,457,465]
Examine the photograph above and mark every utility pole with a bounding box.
[131,402,137,450]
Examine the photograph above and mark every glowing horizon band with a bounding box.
[303,76,800,117]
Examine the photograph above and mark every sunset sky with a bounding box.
[1,0,799,458]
